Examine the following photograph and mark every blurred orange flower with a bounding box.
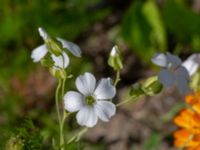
[174,92,200,150]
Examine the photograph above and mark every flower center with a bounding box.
[85,95,96,105]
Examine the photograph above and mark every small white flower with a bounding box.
[152,52,190,93]
[31,27,81,68]
[110,46,117,56]
[51,52,69,69]
[64,72,116,127]
[182,54,200,76]
[31,44,48,62]
[38,27,49,41]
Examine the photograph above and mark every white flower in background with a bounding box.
[64,72,116,127]
[110,46,117,56]
[31,27,81,68]
[182,54,200,76]
[152,52,190,93]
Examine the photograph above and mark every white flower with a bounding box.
[64,72,116,127]
[38,27,49,41]
[182,54,200,76]
[31,27,81,68]
[51,52,69,69]
[152,52,190,93]
[110,46,117,56]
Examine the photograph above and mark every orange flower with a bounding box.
[174,92,200,150]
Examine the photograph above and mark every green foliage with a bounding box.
[143,133,161,150]
[163,0,200,52]
[121,0,166,62]
[121,0,200,62]
[162,103,185,123]
[0,1,108,147]
[163,0,200,44]
[143,0,167,51]
[6,119,42,150]
[0,0,110,84]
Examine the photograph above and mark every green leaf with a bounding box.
[121,1,166,63]
[121,1,152,62]
[143,133,161,150]
[142,0,167,51]
[163,0,200,43]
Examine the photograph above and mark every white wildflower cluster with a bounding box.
[31,27,117,128]
[31,27,81,70]
[31,27,200,138]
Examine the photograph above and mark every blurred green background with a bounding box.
[0,0,200,149]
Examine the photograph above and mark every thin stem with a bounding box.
[60,77,66,149]
[116,95,139,107]
[56,79,62,126]
[77,127,88,140]
[55,79,63,149]
[114,70,120,86]
[67,127,88,144]
[61,77,66,97]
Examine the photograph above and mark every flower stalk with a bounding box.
[114,70,121,87]
[55,77,68,150]
[55,79,63,149]
[116,95,139,107]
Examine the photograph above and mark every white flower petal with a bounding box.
[175,66,190,81]
[64,91,84,112]
[158,69,175,87]
[76,106,97,127]
[151,53,168,67]
[166,52,182,69]
[110,46,117,56]
[38,27,49,41]
[182,54,200,76]
[175,76,190,94]
[51,52,69,69]
[31,44,48,62]
[94,78,116,100]
[75,72,96,96]
[94,101,116,122]
[57,37,81,57]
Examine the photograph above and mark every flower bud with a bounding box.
[46,38,63,56]
[108,45,123,70]
[129,83,144,97]
[142,76,163,96]
[50,67,66,79]
[191,72,200,91]
[40,54,54,68]
[38,27,49,41]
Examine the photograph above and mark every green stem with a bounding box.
[56,79,63,149]
[67,127,88,144]
[77,127,88,141]
[60,78,69,150]
[114,70,120,86]
[116,95,139,107]
[59,77,67,149]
